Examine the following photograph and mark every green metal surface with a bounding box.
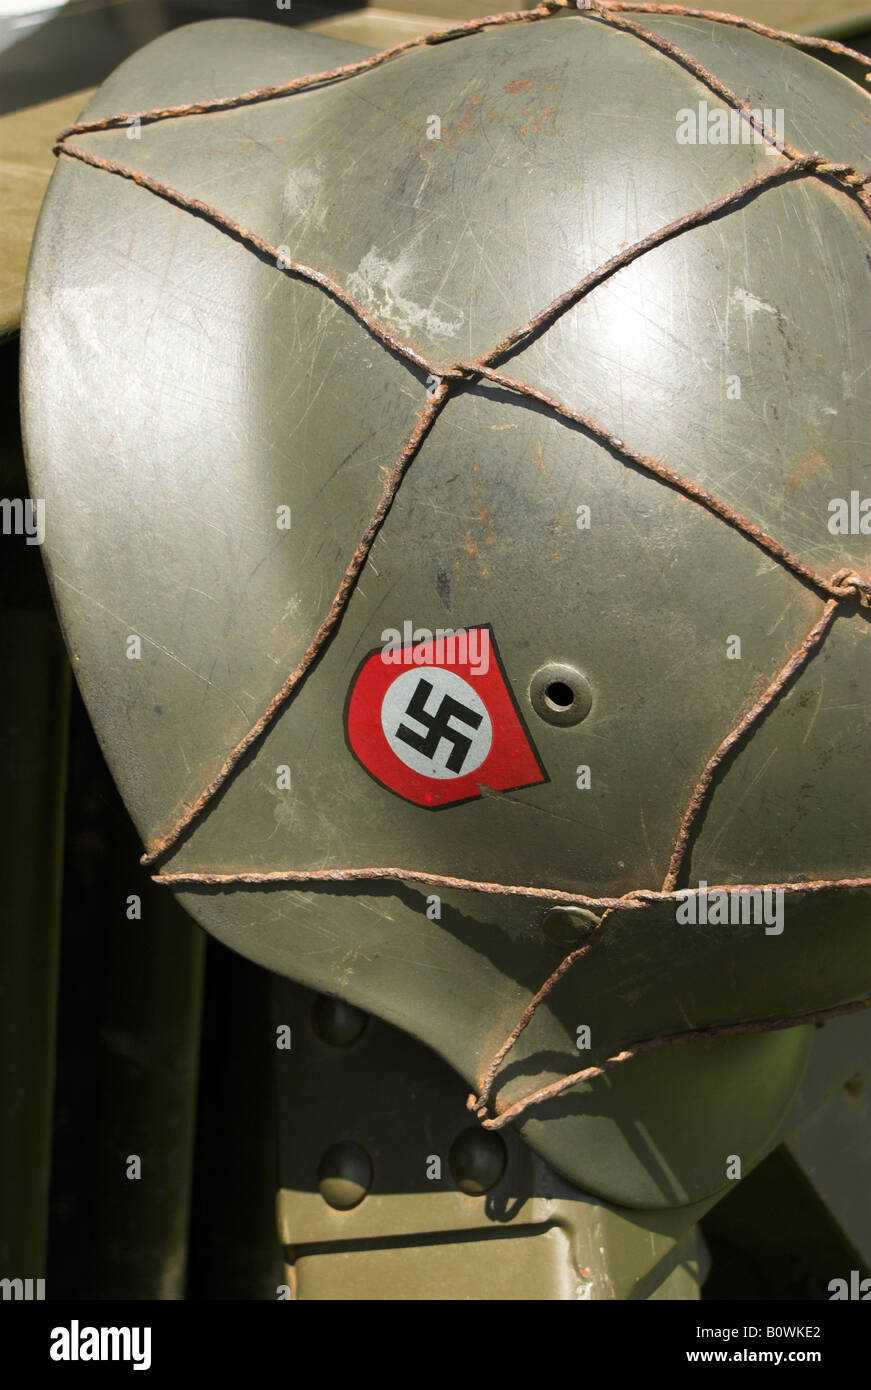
[274,976,710,1299]
[19,11,871,1209]
[784,1069,871,1269]
[273,986,871,1297]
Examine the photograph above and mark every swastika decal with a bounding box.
[384,669,492,778]
[345,625,547,808]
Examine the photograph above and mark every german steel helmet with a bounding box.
[21,3,871,1207]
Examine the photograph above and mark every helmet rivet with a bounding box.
[540,906,601,946]
[449,1128,507,1196]
[529,664,593,727]
[318,1141,372,1210]
[312,994,369,1047]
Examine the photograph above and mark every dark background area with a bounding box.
[0,0,366,115]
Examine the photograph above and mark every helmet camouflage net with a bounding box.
[23,2,871,1202]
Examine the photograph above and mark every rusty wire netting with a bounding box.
[52,1,871,1130]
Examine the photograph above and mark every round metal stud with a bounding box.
[540,905,601,947]
[318,1141,373,1210]
[312,994,369,1047]
[449,1127,507,1196]
[529,663,593,727]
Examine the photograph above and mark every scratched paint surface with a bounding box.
[22,11,871,1204]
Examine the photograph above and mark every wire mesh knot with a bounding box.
[831,569,871,607]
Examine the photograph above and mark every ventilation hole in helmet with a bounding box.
[529,663,592,727]
[544,680,575,710]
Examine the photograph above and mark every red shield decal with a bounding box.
[345,625,546,808]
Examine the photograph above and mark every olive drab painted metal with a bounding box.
[20,10,871,1208]
[273,975,713,1299]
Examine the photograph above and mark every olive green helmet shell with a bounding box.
[21,11,871,1206]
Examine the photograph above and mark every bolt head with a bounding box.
[318,1141,373,1210]
[449,1127,507,1196]
[540,906,601,947]
[312,994,369,1047]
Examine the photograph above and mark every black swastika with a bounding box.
[395,678,483,775]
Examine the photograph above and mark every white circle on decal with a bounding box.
[381,667,493,779]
